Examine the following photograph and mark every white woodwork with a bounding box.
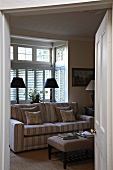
[0,1,112,170]
[0,0,112,10]
[112,5,113,170]
[0,13,10,170]
[0,0,112,42]
[95,10,112,170]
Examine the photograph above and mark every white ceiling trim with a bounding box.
[11,37,53,47]
[11,28,94,42]
[2,0,112,12]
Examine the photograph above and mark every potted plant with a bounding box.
[28,88,47,103]
[28,88,40,103]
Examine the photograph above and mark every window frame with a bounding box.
[11,44,52,65]
[10,39,68,103]
[18,46,33,61]
[10,43,53,103]
[36,47,52,63]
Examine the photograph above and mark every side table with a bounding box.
[84,107,94,116]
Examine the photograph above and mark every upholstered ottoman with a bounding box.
[47,135,94,169]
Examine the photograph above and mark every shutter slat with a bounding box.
[18,69,26,100]
[10,69,16,100]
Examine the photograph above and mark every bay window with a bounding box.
[10,39,67,103]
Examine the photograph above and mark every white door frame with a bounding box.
[0,12,10,170]
[0,1,113,170]
[0,0,112,10]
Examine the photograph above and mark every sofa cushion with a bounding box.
[11,105,23,122]
[69,102,79,119]
[53,121,90,132]
[24,123,59,136]
[60,110,76,122]
[20,106,39,123]
[44,103,59,123]
[31,103,46,122]
[55,106,71,122]
[25,111,43,125]
[54,102,78,118]
[11,104,39,122]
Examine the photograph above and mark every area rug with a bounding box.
[10,149,94,170]
[53,149,94,164]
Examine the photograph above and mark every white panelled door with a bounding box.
[95,10,112,170]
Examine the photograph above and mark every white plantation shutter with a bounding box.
[55,46,66,102]
[36,69,44,101]
[45,70,51,100]
[27,69,52,101]
[36,70,43,101]
[60,69,65,101]
[55,68,65,102]
[55,70,59,101]
[10,46,13,60]
[18,69,26,100]
[45,70,51,80]
[36,69,51,100]
[36,70,43,93]
[27,69,35,99]
[10,68,52,102]
[56,46,66,62]
[10,69,16,100]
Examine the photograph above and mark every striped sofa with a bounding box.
[10,102,94,153]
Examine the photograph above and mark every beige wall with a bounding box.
[68,39,95,114]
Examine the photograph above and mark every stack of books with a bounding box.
[58,133,78,140]
[76,131,94,138]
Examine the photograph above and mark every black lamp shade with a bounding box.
[11,77,26,88]
[44,78,59,88]
[44,78,59,102]
[11,77,26,104]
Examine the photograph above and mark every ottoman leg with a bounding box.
[63,152,67,169]
[48,144,52,160]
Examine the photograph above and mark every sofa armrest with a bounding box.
[79,115,94,129]
[10,119,24,153]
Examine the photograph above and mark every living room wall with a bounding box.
[68,39,95,114]
[11,36,95,113]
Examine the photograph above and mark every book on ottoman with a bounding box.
[77,131,94,138]
[58,133,78,140]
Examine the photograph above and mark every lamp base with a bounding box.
[91,91,94,107]
[16,88,19,104]
[50,88,52,102]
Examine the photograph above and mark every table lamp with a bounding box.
[86,80,95,106]
[11,77,26,104]
[44,78,59,102]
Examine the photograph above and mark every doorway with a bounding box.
[0,0,112,169]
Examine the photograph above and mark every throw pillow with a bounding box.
[60,110,76,122]
[20,105,39,123]
[55,106,71,122]
[25,111,43,125]
[11,105,23,122]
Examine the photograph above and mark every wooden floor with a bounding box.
[10,149,94,170]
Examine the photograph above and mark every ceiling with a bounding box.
[9,8,108,41]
